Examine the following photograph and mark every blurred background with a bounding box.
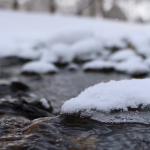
[1,0,150,23]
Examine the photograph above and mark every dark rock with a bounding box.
[0,100,53,120]
[10,81,30,93]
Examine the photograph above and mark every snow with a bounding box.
[50,43,74,64]
[71,38,103,61]
[1,10,150,75]
[115,57,149,75]
[145,57,150,67]
[21,61,59,74]
[110,49,136,62]
[61,79,150,114]
[67,63,79,70]
[48,29,93,46]
[0,41,20,58]
[40,98,50,109]
[83,60,116,71]
[18,49,41,60]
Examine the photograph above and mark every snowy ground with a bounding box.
[1,10,150,76]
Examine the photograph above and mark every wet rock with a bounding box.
[0,99,53,120]
[1,114,150,150]
[10,81,30,93]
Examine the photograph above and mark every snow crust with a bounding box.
[21,61,59,74]
[61,79,150,114]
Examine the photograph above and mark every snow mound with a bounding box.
[83,60,116,71]
[18,49,41,60]
[71,38,102,62]
[110,49,136,62]
[61,79,150,115]
[40,98,50,109]
[21,61,59,74]
[67,63,79,71]
[115,57,149,75]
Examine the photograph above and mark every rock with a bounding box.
[10,81,30,93]
[0,99,53,120]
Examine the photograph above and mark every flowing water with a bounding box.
[1,58,150,150]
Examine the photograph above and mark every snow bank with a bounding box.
[21,61,59,74]
[61,79,150,114]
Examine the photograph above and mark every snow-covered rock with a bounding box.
[0,42,20,58]
[145,57,150,67]
[48,29,93,46]
[83,60,116,71]
[18,49,41,60]
[71,38,103,62]
[40,98,50,109]
[61,79,150,113]
[61,79,150,124]
[115,57,149,76]
[67,63,79,71]
[104,38,126,50]
[40,44,73,64]
[110,49,136,62]
[21,61,59,74]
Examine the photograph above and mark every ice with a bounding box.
[21,61,59,74]
[61,79,150,116]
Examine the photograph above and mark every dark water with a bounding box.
[1,58,150,150]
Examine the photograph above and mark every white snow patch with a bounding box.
[83,60,116,71]
[115,57,149,75]
[40,98,50,109]
[71,38,103,61]
[61,79,150,114]
[110,49,136,62]
[48,29,93,46]
[21,61,59,74]
[67,63,79,70]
